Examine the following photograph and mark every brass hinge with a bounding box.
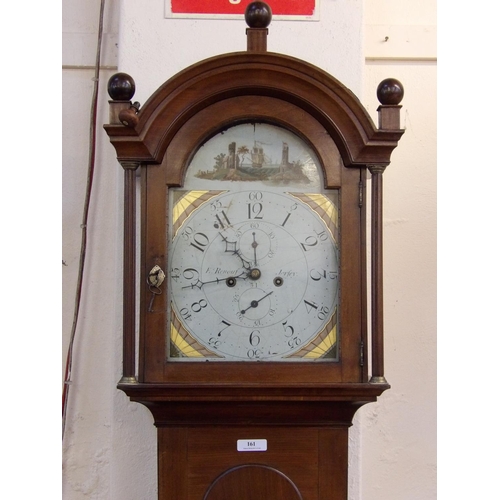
[360,341,365,367]
[358,180,363,207]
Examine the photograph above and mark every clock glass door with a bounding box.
[167,123,340,363]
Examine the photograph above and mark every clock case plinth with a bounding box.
[119,381,389,500]
[105,14,403,500]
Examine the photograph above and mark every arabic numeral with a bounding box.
[282,320,294,337]
[310,269,338,281]
[214,210,231,229]
[304,300,330,321]
[180,308,192,321]
[191,299,208,313]
[249,191,263,201]
[300,235,318,252]
[181,226,194,241]
[183,268,199,280]
[249,330,261,346]
[208,337,221,348]
[303,299,318,313]
[317,306,330,321]
[248,202,263,220]
[281,213,291,227]
[210,200,222,211]
[315,229,328,241]
[190,232,210,252]
[247,348,262,359]
[217,320,231,337]
[281,204,297,227]
[183,268,202,288]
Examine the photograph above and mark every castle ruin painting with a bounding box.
[195,140,312,184]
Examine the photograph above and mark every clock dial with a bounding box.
[169,190,339,361]
[167,123,340,362]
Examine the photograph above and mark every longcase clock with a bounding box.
[104,3,404,499]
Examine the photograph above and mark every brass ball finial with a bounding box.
[107,72,136,101]
[377,78,404,105]
[245,1,272,28]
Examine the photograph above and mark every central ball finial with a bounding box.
[245,1,272,28]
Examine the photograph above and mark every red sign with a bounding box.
[169,1,318,19]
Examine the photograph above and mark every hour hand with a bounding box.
[233,249,252,270]
[219,233,252,270]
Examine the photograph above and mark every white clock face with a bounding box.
[167,124,340,361]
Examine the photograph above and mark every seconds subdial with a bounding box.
[237,223,277,268]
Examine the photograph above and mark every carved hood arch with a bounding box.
[105,52,403,168]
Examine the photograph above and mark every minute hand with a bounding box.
[181,272,246,289]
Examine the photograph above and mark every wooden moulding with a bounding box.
[118,382,390,426]
[104,53,404,170]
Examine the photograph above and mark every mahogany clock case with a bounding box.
[104,6,404,499]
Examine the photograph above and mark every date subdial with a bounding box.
[236,287,276,324]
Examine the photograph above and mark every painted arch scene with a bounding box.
[185,123,323,189]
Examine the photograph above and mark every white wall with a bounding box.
[62,1,436,498]
[360,2,436,498]
[117,0,364,106]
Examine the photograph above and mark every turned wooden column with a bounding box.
[368,164,387,384]
[120,161,140,383]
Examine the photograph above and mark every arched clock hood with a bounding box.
[105,51,404,169]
